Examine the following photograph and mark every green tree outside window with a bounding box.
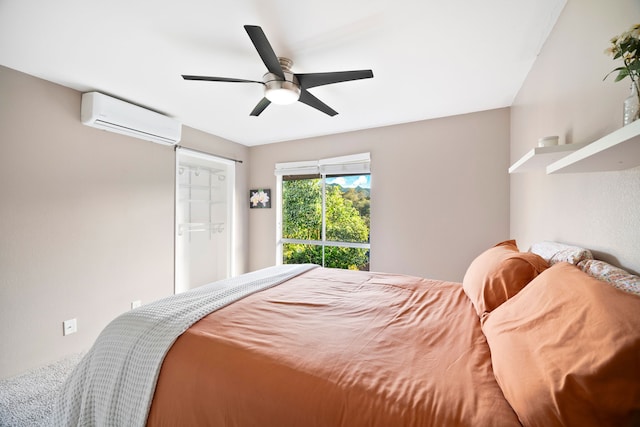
[282,175,370,270]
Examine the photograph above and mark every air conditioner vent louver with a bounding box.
[81,92,181,146]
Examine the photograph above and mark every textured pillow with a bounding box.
[529,241,593,265]
[577,259,640,297]
[482,263,640,427]
[462,240,548,319]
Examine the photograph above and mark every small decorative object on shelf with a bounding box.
[623,81,640,125]
[604,23,640,125]
[538,136,559,147]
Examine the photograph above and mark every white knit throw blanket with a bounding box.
[51,264,317,427]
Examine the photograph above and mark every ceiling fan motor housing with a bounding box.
[263,57,300,104]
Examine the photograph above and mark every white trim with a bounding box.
[275,174,284,265]
[227,162,236,277]
[174,151,180,294]
[321,162,370,175]
[274,160,319,176]
[275,152,371,268]
[274,153,370,176]
[321,177,326,266]
[175,149,236,293]
[281,238,370,249]
[317,152,370,166]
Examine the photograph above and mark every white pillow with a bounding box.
[529,241,593,265]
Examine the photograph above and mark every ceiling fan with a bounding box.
[182,25,374,117]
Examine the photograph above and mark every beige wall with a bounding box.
[8,0,639,381]
[511,0,640,274]
[249,108,511,282]
[0,65,249,378]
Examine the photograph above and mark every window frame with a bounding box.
[275,153,370,267]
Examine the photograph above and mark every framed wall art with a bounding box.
[249,189,271,208]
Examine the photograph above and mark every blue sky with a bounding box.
[326,175,370,189]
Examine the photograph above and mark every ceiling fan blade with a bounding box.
[295,70,374,89]
[182,75,264,84]
[298,89,338,116]
[250,97,271,116]
[244,25,285,79]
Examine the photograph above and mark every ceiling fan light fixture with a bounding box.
[264,79,300,105]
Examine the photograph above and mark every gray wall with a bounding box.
[510,0,640,274]
[0,65,249,378]
[249,108,511,282]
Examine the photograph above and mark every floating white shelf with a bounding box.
[547,119,640,174]
[508,142,589,174]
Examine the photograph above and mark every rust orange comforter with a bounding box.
[147,268,520,426]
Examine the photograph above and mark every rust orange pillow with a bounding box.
[482,263,640,426]
[462,240,548,319]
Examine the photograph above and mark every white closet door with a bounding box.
[175,149,235,294]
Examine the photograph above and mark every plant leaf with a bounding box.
[604,66,627,80]
[615,69,630,82]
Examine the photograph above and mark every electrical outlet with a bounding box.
[63,318,77,336]
[131,300,142,309]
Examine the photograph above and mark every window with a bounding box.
[275,154,370,270]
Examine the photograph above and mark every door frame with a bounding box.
[175,147,235,294]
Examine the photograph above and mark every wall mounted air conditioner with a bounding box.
[81,92,181,146]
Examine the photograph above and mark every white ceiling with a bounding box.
[0,0,566,146]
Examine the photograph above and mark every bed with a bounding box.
[53,240,640,426]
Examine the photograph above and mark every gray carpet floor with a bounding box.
[0,353,83,427]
